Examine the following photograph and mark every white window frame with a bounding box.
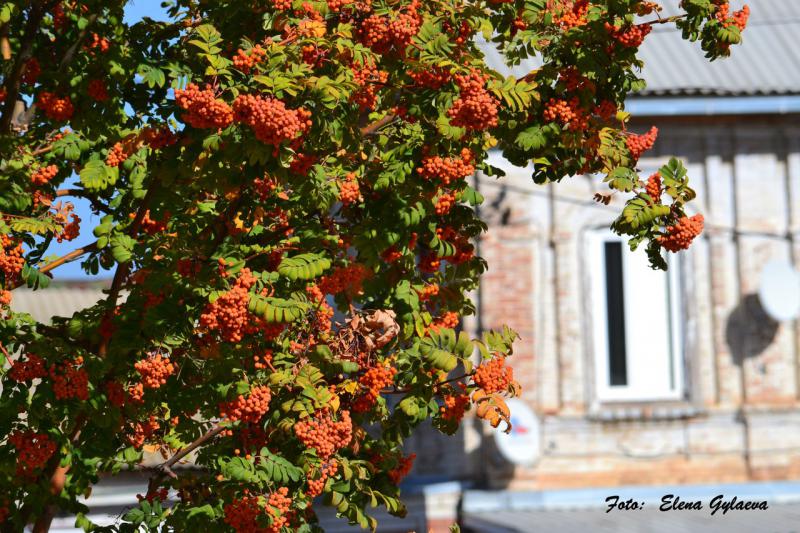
[588,228,684,402]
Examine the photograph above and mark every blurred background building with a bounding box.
[11,0,800,531]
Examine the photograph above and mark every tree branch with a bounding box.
[146,424,225,494]
[360,114,396,136]
[97,184,158,357]
[11,242,98,290]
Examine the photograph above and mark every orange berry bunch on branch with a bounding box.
[417,149,475,186]
[658,214,705,252]
[219,385,272,424]
[294,409,353,459]
[174,84,234,129]
[448,69,499,131]
[134,353,176,389]
[232,94,312,147]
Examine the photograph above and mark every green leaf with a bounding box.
[10,217,60,235]
[221,457,260,483]
[277,253,331,281]
[256,448,304,484]
[516,125,547,151]
[110,234,136,263]
[80,160,112,191]
[605,167,637,192]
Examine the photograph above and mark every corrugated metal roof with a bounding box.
[11,284,108,323]
[482,0,800,97]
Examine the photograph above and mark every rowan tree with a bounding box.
[0,0,747,531]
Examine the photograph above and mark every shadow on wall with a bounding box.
[725,294,779,366]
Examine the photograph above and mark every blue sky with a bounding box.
[45,2,170,280]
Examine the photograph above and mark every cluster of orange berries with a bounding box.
[658,214,704,252]
[1,234,25,283]
[9,431,57,477]
[558,67,595,93]
[594,99,617,120]
[645,172,662,202]
[307,460,338,497]
[38,92,74,121]
[137,487,169,504]
[141,125,178,150]
[381,233,417,263]
[134,353,175,389]
[359,1,421,55]
[135,210,170,235]
[50,356,89,401]
[549,0,589,29]
[22,58,41,85]
[105,142,128,167]
[301,44,326,67]
[417,283,439,302]
[233,45,267,74]
[417,149,475,186]
[606,22,652,48]
[339,172,361,205]
[474,356,514,394]
[715,2,750,31]
[174,84,234,129]
[351,60,388,111]
[407,67,451,89]
[381,245,403,263]
[318,263,370,296]
[127,415,160,449]
[307,284,334,334]
[436,226,474,264]
[448,69,499,131]
[31,164,58,186]
[419,252,441,274]
[626,126,658,161]
[429,311,459,333]
[388,453,416,484]
[199,269,261,343]
[233,94,312,147]
[265,488,292,531]
[9,353,47,382]
[271,0,293,9]
[294,409,353,459]
[353,362,396,413]
[220,385,272,424]
[253,349,273,370]
[223,495,264,533]
[543,97,588,131]
[87,79,109,101]
[224,489,292,533]
[85,32,110,54]
[440,384,469,422]
[434,191,456,216]
[105,380,127,407]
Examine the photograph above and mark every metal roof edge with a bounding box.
[626,95,800,117]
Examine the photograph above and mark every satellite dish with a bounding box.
[758,260,800,322]
[493,398,540,466]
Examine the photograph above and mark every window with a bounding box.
[588,229,684,402]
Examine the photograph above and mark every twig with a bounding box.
[360,114,396,136]
[11,242,99,290]
[146,424,226,494]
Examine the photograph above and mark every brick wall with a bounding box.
[463,117,800,489]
